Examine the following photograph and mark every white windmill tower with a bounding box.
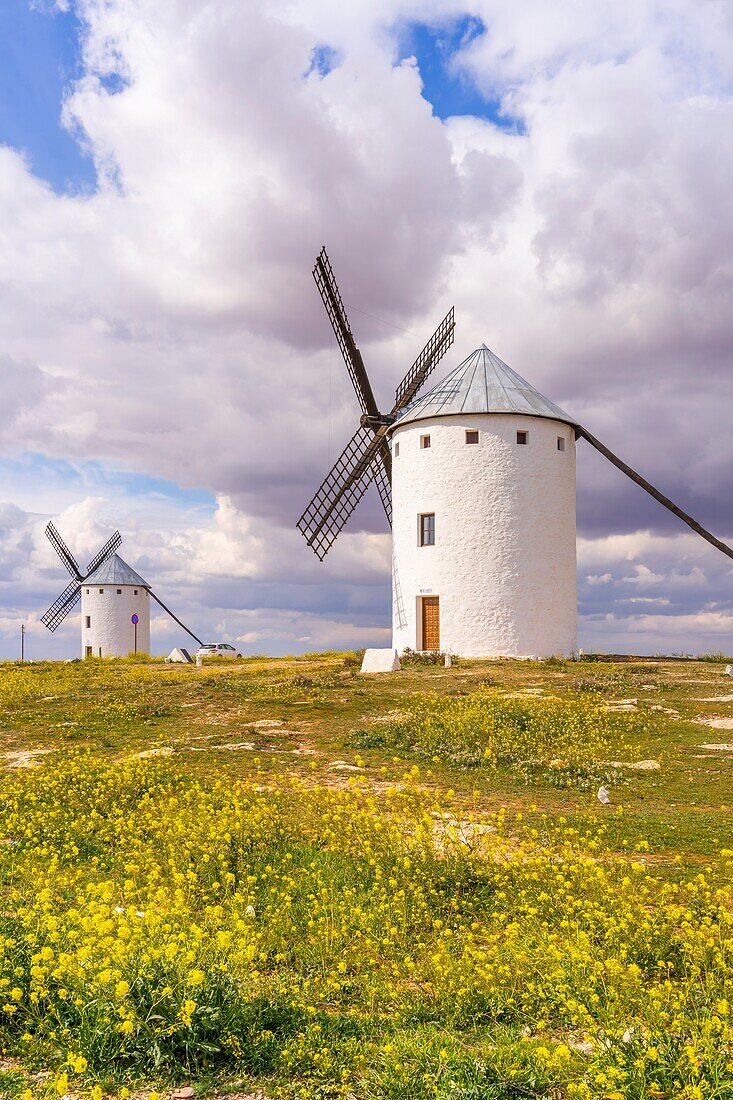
[41,523,203,658]
[389,346,577,657]
[81,554,151,658]
[298,248,733,658]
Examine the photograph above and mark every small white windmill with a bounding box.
[298,247,733,658]
[41,523,203,658]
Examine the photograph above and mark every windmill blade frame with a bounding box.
[297,424,386,561]
[371,450,393,527]
[313,247,381,420]
[300,246,455,560]
[41,579,82,632]
[393,306,455,412]
[86,530,122,576]
[45,522,82,580]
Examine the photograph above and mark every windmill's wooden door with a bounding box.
[421,596,440,651]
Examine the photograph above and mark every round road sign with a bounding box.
[131,614,139,625]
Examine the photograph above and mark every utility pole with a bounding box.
[20,623,25,663]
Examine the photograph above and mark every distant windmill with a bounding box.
[41,522,202,657]
[298,247,733,658]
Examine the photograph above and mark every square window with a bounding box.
[85,616,91,629]
[420,434,431,449]
[516,430,528,445]
[117,588,122,594]
[465,429,479,444]
[418,513,435,546]
[85,588,89,594]
[557,436,565,452]
[99,588,104,594]
[134,589,138,595]
[394,441,400,457]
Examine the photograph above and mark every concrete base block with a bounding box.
[360,648,401,674]
[166,647,193,663]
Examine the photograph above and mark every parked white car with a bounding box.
[196,643,242,658]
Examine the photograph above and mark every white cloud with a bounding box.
[585,572,612,586]
[1,0,733,657]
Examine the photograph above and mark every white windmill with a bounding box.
[41,523,203,658]
[298,248,733,658]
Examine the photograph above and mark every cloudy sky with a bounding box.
[1,0,732,660]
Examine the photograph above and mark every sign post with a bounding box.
[131,613,139,655]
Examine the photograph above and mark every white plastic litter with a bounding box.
[597,785,611,805]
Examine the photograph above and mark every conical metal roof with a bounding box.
[393,345,577,428]
[85,554,150,588]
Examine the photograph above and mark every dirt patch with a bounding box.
[609,759,660,771]
[2,749,53,769]
[699,743,733,752]
[134,747,175,759]
[694,717,733,730]
[695,694,733,703]
[603,700,638,712]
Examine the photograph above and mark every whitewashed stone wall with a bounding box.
[390,413,577,658]
[80,584,151,657]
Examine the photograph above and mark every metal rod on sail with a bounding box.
[149,590,204,645]
[577,425,733,563]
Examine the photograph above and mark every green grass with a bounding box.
[0,653,732,1098]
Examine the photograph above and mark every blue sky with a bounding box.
[0,0,94,192]
[0,452,216,518]
[396,17,521,129]
[3,4,511,200]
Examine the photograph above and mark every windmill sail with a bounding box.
[45,522,81,579]
[394,307,455,410]
[299,247,455,559]
[313,248,380,419]
[86,530,122,575]
[297,425,386,560]
[41,579,82,632]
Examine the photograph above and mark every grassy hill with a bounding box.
[0,653,731,1099]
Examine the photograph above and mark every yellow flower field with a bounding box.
[0,653,732,1097]
[0,752,731,1099]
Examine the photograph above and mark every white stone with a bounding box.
[81,581,151,658]
[390,412,577,658]
[360,648,401,673]
[166,647,193,663]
